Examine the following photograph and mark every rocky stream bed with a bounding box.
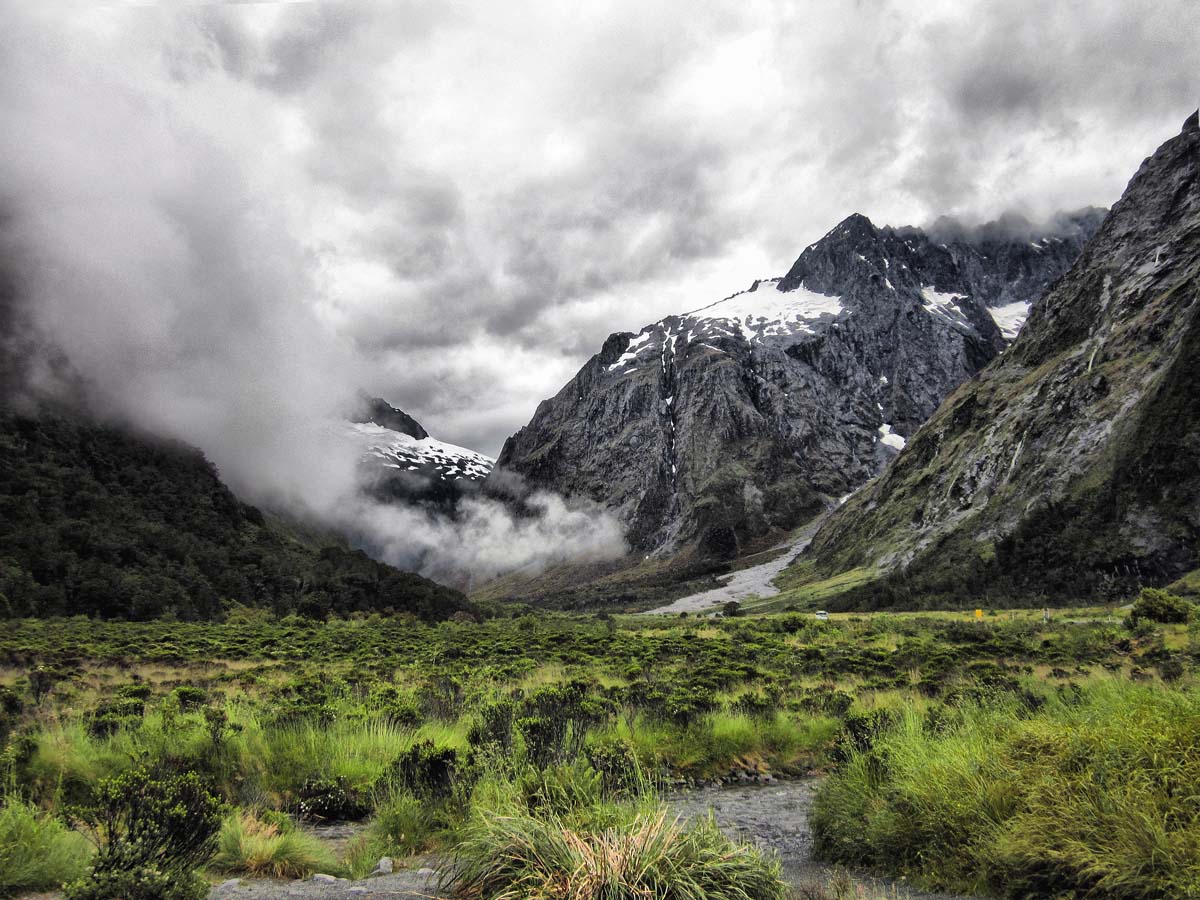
[199,779,978,900]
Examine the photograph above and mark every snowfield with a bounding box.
[344,422,494,481]
[987,300,1031,340]
[919,286,974,331]
[685,278,844,340]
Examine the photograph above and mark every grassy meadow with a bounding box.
[0,595,1197,898]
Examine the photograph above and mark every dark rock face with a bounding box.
[800,111,1200,606]
[493,208,1101,556]
[352,395,429,440]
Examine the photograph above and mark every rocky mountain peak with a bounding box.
[344,396,494,516]
[352,394,428,440]
[493,202,1103,557]
[1015,110,1199,370]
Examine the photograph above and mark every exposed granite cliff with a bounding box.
[793,111,1200,606]
[493,209,1101,556]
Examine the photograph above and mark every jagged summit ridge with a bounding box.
[346,395,493,483]
[352,394,429,440]
[493,206,1101,555]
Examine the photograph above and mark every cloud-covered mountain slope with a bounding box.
[0,406,475,621]
[345,397,495,516]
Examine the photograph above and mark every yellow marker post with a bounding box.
[975,609,983,620]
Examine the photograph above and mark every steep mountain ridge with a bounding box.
[790,111,1200,607]
[492,209,1101,557]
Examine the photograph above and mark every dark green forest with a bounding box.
[0,410,473,622]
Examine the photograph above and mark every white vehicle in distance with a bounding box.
[814,610,829,621]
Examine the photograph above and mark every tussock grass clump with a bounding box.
[211,811,340,878]
[443,806,787,900]
[0,798,91,897]
[344,790,457,878]
[812,680,1200,899]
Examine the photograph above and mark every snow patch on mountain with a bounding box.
[920,286,973,331]
[345,422,494,481]
[685,278,844,340]
[606,332,654,372]
[987,300,1032,340]
[877,423,906,450]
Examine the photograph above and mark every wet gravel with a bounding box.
[643,517,824,615]
[667,779,983,899]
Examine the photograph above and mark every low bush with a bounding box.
[64,866,210,900]
[65,768,222,900]
[1129,587,1194,625]
[388,739,459,801]
[0,798,91,897]
[296,776,371,821]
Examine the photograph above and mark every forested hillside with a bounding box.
[0,409,475,621]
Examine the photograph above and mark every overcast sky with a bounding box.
[2,0,1197,461]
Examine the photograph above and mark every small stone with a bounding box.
[216,879,241,893]
[416,868,437,877]
[373,856,394,874]
[311,873,339,883]
[348,889,368,895]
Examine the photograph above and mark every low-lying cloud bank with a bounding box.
[349,491,627,589]
[0,6,625,587]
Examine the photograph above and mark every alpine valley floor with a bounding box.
[3,602,1198,899]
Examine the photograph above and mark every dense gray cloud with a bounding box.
[0,0,1195,580]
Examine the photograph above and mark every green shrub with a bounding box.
[65,768,222,900]
[373,691,422,728]
[585,737,644,796]
[0,798,91,897]
[171,686,208,712]
[64,866,209,900]
[1129,588,1193,625]
[387,740,459,801]
[296,776,370,821]
[467,699,515,752]
[86,698,145,738]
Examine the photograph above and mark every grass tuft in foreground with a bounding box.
[211,811,341,879]
[442,805,787,900]
[812,680,1200,899]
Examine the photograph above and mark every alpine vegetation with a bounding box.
[1,4,1198,900]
